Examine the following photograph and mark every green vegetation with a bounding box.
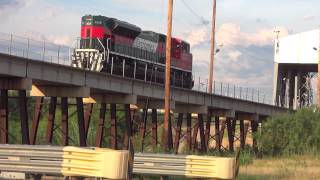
[257,107,320,156]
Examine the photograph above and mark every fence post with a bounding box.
[246,88,248,100]
[258,90,260,103]
[27,37,30,58]
[240,87,242,99]
[58,46,60,64]
[227,83,229,97]
[220,82,223,95]
[206,79,208,93]
[43,40,46,61]
[198,76,201,91]
[213,80,216,94]
[233,85,236,98]
[9,34,13,55]
[252,89,254,101]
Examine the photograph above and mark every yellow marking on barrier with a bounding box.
[61,147,129,180]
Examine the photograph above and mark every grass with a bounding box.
[239,155,320,180]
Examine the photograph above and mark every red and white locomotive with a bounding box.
[72,15,193,89]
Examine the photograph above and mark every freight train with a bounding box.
[71,15,194,89]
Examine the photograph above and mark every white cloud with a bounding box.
[228,50,242,61]
[22,31,73,46]
[0,0,34,18]
[216,23,289,47]
[185,28,209,47]
[303,14,315,21]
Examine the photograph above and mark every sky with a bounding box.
[1,0,320,100]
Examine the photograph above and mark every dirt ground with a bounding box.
[239,155,320,180]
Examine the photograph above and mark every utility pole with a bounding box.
[208,0,217,94]
[318,28,320,108]
[163,0,173,152]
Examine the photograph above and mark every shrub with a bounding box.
[257,107,320,156]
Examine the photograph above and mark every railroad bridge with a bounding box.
[0,51,288,152]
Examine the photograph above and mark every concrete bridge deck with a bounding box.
[0,53,288,118]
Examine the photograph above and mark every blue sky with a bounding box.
[1,0,319,100]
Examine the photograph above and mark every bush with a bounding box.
[257,107,320,156]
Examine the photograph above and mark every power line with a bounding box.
[180,0,209,25]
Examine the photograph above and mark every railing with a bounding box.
[0,32,273,105]
[0,32,70,65]
[192,76,273,104]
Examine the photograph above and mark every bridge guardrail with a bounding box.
[134,152,239,179]
[0,144,129,179]
[0,32,272,105]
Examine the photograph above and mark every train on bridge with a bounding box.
[71,15,194,89]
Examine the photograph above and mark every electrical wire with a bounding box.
[180,0,209,25]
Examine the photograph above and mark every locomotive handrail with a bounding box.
[96,38,106,62]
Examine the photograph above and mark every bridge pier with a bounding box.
[110,104,118,149]
[139,108,148,152]
[95,103,106,147]
[46,97,57,144]
[123,104,132,150]
[30,97,43,145]
[204,114,212,151]
[174,113,183,154]
[151,109,158,149]
[0,89,8,144]
[61,97,69,146]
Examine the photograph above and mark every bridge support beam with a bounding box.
[137,100,175,110]
[95,103,106,147]
[198,114,206,152]
[110,104,117,149]
[174,113,183,154]
[239,120,245,150]
[215,117,221,151]
[123,104,132,150]
[226,117,236,152]
[140,109,148,152]
[84,94,137,105]
[19,90,29,144]
[0,90,8,144]
[204,114,212,150]
[31,85,90,97]
[46,97,57,144]
[84,103,93,137]
[191,120,199,152]
[0,78,32,90]
[76,97,86,147]
[61,97,69,146]
[251,120,259,154]
[30,97,43,145]
[175,105,207,114]
[186,113,192,154]
[151,109,158,148]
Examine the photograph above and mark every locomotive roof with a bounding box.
[82,15,141,38]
